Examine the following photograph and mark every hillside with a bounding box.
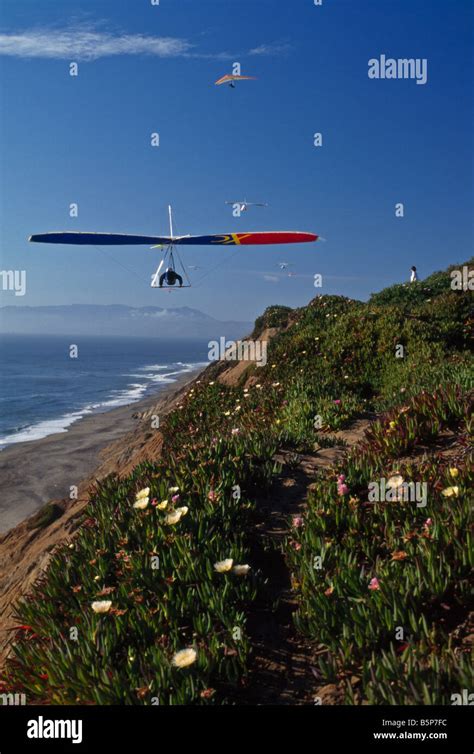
[1,261,472,705]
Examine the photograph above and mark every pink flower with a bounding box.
[150,498,158,507]
[292,515,304,528]
[368,577,380,591]
[337,474,346,482]
[171,494,180,504]
[425,518,433,527]
[231,428,240,435]
[290,540,302,551]
[333,399,341,405]
[208,490,218,503]
[337,483,349,496]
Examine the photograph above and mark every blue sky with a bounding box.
[0,0,472,321]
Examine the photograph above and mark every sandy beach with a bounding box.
[0,367,203,534]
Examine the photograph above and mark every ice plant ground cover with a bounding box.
[287,386,473,704]
[1,260,472,704]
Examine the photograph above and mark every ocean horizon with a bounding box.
[0,334,209,450]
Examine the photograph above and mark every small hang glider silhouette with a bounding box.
[215,74,257,88]
[226,200,268,212]
[278,262,295,277]
[29,205,318,290]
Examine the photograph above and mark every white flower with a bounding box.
[133,498,149,510]
[172,648,197,669]
[165,506,188,525]
[169,486,179,493]
[92,600,112,614]
[387,475,404,489]
[214,558,234,573]
[135,487,150,500]
[232,564,251,576]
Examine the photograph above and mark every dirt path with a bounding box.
[242,417,372,705]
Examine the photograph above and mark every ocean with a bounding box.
[0,335,209,450]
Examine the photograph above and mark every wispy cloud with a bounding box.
[249,43,292,56]
[0,27,193,61]
[263,275,280,284]
[0,25,292,61]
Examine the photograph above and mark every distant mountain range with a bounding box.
[0,305,252,339]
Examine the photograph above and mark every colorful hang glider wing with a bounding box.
[29,231,317,246]
[215,74,257,85]
[174,232,318,245]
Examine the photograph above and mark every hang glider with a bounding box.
[225,200,268,212]
[29,231,317,246]
[215,74,257,87]
[29,205,318,290]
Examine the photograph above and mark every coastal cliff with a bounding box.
[0,261,472,705]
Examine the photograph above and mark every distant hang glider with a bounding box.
[29,205,318,290]
[225,200,268,212]
[215,74,257,88]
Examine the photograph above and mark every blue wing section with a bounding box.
[29,232,172,245]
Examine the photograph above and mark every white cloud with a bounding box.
[0,26,292,61]
[263,275,280,283]
[249,43,291,56]
[0,28,193,61]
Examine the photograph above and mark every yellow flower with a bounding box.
[133,498,149,510]
[172,648,197,669]
[169,486,179,493]
[224,411,231,416]
[91,600,112,614]
[449,468,459,478]
[157,500,168,510]
[441,486,459,498]
[389,421,397,430]
[214,558,233,573]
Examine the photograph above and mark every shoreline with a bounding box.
[0,366,205,534]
